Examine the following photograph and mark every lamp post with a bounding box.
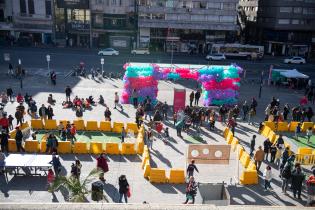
[101,58,104,76]
[18,59,23,89]
[46,54,51,72]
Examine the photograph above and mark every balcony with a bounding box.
[138,19,238,31]
[90,5,135,14]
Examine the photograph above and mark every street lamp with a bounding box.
[18,58,23,89]
[101,58,104,76]
[46,54,51,72]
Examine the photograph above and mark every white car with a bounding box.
[284,56,306,64]
[131,48,150,55]
[206,53,226,61]
[98,48,119,56]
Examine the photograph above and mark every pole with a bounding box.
[102,64,103,75]
[48,61,50,72]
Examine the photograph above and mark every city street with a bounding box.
[1,47,314,79]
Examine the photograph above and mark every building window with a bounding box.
[278,19,290,24]
[112,0,116,6]
[191,15,205,21]
[45,0,51,16]
[207,2,221,9]
[220,16,235,23]
[279,7,292,13]
[291,19,299,24]
[20,0,26,14]
[166,0,175,7]
[207,15,219,22]
[0,9,4,22]
[293,7,302,13]
[165,14,177,20]
[28,0,35,14]
[303,8,315,14]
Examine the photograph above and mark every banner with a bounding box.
[173,88,186,113]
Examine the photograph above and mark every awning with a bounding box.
[272,69,309,79]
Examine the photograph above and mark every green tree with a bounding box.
[49,168,106,202]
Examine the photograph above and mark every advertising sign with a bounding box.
[173,88,186,113]
[56,0,89,9]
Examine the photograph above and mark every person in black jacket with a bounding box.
[291,163,305,199]
[15,126,25,152]
[65,86,72,102]
[186,160,199,177]
[6,87,13,102]
[118,175,129,203]
[39,104,48,122]
[194,90,201,106]
[47,105,54,120]
[0,129,9,154]
[263,138,272,161]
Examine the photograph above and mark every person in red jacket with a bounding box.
[97,153,109,182]
[70,124,77,143]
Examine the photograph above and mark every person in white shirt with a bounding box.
[264,165,273,190]
[114,92,123,111]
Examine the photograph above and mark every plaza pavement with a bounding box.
[0,72,312,206]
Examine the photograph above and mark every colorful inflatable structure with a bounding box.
[121,63,243,106]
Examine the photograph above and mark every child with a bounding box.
[8,115,14,130]
[307,127,313,144]
[263,165,273,190]
[121,126,126,143]
[173,112,177,126]
[47,168,55,188]
[295,123,301,140]
[162,127,169,144]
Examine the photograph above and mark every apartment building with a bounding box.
[257,0,315,57]
[137,0,239,53]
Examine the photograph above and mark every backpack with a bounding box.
[281,164,292,179]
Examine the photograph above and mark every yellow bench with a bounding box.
[143,160,151,178]
[169,169,185,184]
[25,140,39,153]
[90,142,103,154]
[44,119,57,130]
[237,145,245,160]
[73,142,89,154]
[105,143,119,155]
[31,119,43,129]
[240,152,251,168]
[57,141,72,154]
[247,161,256,171]
[20,122,29,130]
[231,137,239,152]
[264,121,275,131]
[40,140,47,153]
[73,119,85,130]
[288,121,299,132]
[240,169,258,185]
[137,139,144,154]
[112,122,124,133]
[126,122,138,134]
[121,143,136,155]
[8,139,17,152]
[277,122,288,132]
[86,121,99,131]
[226,131,233,143]
[139,125,145,136]
[302,122,313,132]
[268,131,277,143]
[149,168,167,183]
[223,127,229,138]
[141,152,150,169]
[9,130,16,139]
[261,126,271,137]
[99,121,111,132]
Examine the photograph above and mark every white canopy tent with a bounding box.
[273,69,309,79]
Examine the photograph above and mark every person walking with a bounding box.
[307,127,313,144]
[15,109,23,126]
[183,176,198,204]
[132,89,138,107]
[47,105,54,120]
[146,128,153,149]
[281,159,293,194]
[306,169,315,206]
[186,160,199,177]
[263,138,272,161]
[242,101,249,121]
[0,129,9,154]
[250,135,256,156]
[121,126,126,143]
[254,146,264,171]
[15,126,25,152]
[50,71,57,86]
[50,153,62,177]
[8,63,13,76]
[71,159,82,179]
[114,92,123,111]
[291,163,305,199]
[65,86,72,102]
[189,91,194,107]
[39,104,48,122]
[194,90,201,106]
[263,165,273,190]
[6,87,13,102]
[96,153,109,182]
[118,175,130,203]
[270,145,277,163]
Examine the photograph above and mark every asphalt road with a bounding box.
[0,47,314,79]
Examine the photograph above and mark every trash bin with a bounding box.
[91,181,103,201]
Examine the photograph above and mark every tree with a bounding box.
[49,168,105,202]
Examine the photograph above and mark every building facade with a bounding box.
[90,0,137,49]
[257,0,315,57]
[138,0,239,53]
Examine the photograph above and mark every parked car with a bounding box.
[131,48,150,55]
[98,48,119,56]
[205,53,226,61]
[284,56,306,64]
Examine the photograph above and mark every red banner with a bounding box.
[173,88,186,113]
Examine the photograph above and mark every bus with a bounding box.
[210,43,264,60]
